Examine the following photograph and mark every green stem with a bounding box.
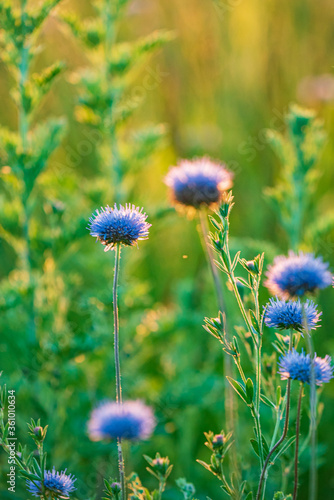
[113,243,125,500]
[226,264,264,471]
[198,210,239,479]
[158,478,166,500]
[293,384,304,500]
[256,378,291,500]
[270,407,282,449]
[305,328,317,500]
[258,330,293,499]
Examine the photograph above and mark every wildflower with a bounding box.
[26,467,76,498]
[265,251,332,299]
[88,204,151,251]
[264,297,321,332]
[278,349,333,386]
[88,400,156,441]
[164,157,233,210]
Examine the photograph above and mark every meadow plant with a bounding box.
[0,2,333,498]
[265,105,327,252]
[61,0,172,203]
[164,157,237,469]
[201,192,333,499]
[0,0,65,345]
[264,106,334,498]
[88,203,157,499]
[0,380,76,499]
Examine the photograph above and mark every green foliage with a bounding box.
[265,104,329,250]
[62,1,172,204]
[0,1,333,499]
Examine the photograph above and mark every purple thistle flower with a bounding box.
[88,204,151,251]
[264,297,321,333]
[26,467,76,498]
[265,251,332,299]
[278,349,333,386]
[88,400,156,441]
[164,157,233,210]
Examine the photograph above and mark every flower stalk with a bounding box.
[112,242,126,500]
[293,383,304,500]
[302,304,317,500]
[256,378,291,500]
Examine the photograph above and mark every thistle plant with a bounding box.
[0,380,76,499]
[164,157,237,470]
[88,204,151,499]
[201,192,333,499]
[265,105,334,498]
[126,455,196,500]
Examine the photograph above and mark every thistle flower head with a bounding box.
[26,468,76,498]
[88,400,156,441]
[278,349,333,385]
[88,204,151,251]
[265,251,332,299]
[164,157,233,211]
[264,297,321,332]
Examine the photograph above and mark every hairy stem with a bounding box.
[113,243,125,500]
[293,384,304,500]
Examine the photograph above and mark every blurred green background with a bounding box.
[1,0,334,498]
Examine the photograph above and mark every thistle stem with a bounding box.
[293,384,304,500]
[198,210,239,478]
[256,378,291,500]
[257,331,293,500]
[228,274,264,469]
[302,303,317,500]
[113,243,125,500]
[306,334,317,500]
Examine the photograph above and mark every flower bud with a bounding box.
[33,426,43,441]
[152,456,170,475]
[212,433,225,450]
[111,482,121,492]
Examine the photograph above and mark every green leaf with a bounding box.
[271,436,296,466]
[245,378,254,404]
[260,394,276,409]
[226,377,247,404]
[250,438,260,457]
